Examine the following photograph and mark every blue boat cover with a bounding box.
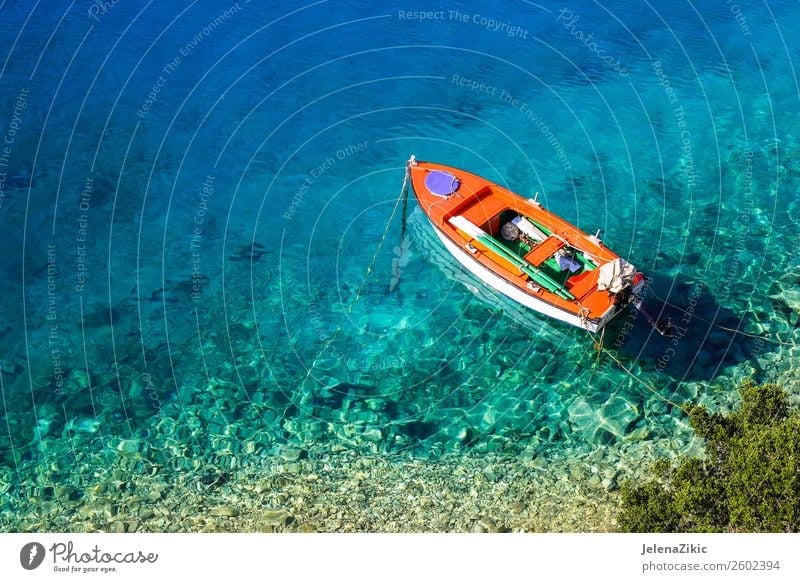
[425,170,459,197]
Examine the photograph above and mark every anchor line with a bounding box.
[389,170,411,294]
[298,164,411,391]
[351,164,409,307]
[646,289,796,346]
[587,331,691,415]
[399,174,409,243]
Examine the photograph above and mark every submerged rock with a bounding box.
[601,477,618,491]
[598,395,642,439]
[771,287,800,314]
[116,439,147,458]
[71,417,101,434]
[210,506,239,517]
[259,509,293,526]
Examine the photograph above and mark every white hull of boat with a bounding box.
[432,226,616,333]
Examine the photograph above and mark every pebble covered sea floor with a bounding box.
[0,439,696,533]
[2,1,800,532]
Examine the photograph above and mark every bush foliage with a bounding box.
[619,380,800,532]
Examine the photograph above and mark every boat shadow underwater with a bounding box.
[601,272,764,385]
[408,205,761,386]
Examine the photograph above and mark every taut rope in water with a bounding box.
[646,289,796,346]
[350,163,409,303]
[389,169,411,293]
[298,163,411,389]
[586,329,691,414]
[586,280,798,415]
[400,171,409,241]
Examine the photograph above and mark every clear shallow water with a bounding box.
[1,0,799,520]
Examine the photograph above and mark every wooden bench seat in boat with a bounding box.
[523,236,564,266]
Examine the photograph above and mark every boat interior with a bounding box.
[446,185,602,300]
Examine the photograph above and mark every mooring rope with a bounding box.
[646,288,796,346]
[399,172,409,242]
[298,164,411,390]
[349,165,410,309]
[587,279,799,416]
[585,325,605,388]
[587,330,691,414]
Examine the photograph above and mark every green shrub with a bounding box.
[619,380,800,532]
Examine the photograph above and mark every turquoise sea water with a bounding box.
[1,0,799,526]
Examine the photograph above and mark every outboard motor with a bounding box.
[631,296,675,337]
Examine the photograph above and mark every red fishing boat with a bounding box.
[407,156,648,333]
